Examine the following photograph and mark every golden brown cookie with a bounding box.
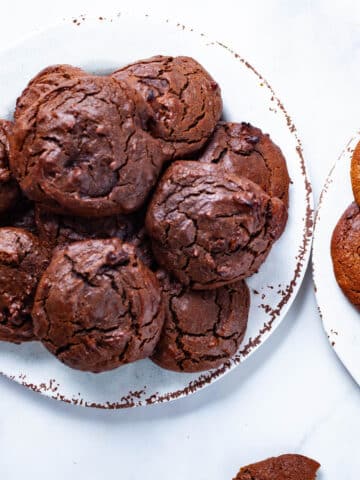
[351,140,360,205]
[331,202,360,309]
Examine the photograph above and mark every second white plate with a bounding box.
[313,134,360,385]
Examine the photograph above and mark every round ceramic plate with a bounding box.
[313,134,360,385]
[0,13,313,408]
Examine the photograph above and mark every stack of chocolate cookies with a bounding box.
[0,55,290,374]
[331,142,360,310]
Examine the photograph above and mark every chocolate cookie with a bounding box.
[0,227,49,343]
[112,55,222,159]
[34,207,155,269]
[15,64,86,119]
[146,161,287,289]
[233,454,320,480]
[0,120,20,214]
[10,75,165,216]
[351,139,360,205]
[152,271,249,372]
[200,122,290,207]
[331,202,360,309]
[32,239,164,372]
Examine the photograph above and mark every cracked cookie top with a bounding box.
[151,270,249,372]
[200,122,290,208]
[146,161,287,289]
[10,75,166,216]
[331,202,360,309]
[0,120,20,214]
[112,55,222,159]
[14,64,87,120]
[0,227,49,343]
[32,239,164,373]
[233,454,320,480]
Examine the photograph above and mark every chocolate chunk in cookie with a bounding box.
[15,64,86,120]
[351,139,360,205]
[146,161,286,289]
[331,202,360,309]
[10,75,166,216]
[200,122,290,207]
[0,120,20,214]
[32,239,164,373]
[112,56,222,159]
[0,227,49,343]
[152,271,249,372]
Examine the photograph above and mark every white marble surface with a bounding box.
[0,1,359,478]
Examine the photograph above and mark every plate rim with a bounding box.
[0,12,314,408]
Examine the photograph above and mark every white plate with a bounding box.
[313,134,360,385]
[0,13,313,408]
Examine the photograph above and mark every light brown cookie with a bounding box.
[331,202,360,309]
[351,140,360,205]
